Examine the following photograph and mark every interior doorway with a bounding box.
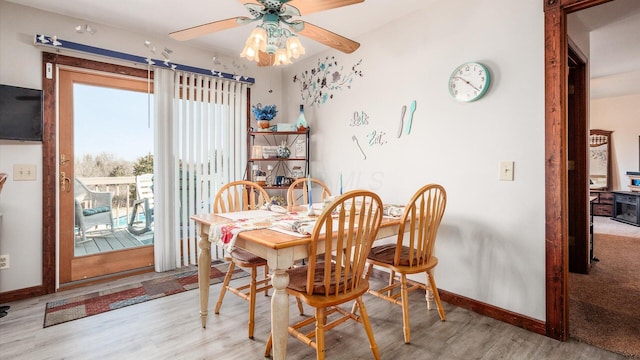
[544,0,637,342]
[567,42,590,274]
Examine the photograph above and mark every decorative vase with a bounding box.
[296,104,308,131]
[257,119,271,129]
[277,141,291,158]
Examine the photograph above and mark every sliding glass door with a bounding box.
[58,68,154,284]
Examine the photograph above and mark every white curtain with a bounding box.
[153,68,248,271]
[153,68,178,272]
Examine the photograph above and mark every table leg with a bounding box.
[198,230,211,328]
[270,268,290,360]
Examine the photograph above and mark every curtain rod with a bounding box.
[33,34,255,85]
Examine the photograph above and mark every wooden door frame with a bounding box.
[567,40,590,274]
[41,53,153,292]
[544,0,613,340]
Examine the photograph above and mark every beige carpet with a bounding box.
[570,217,640,358]
[593,216,640,237]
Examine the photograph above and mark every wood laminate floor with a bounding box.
[0,269,629,360]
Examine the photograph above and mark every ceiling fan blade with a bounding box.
[169,17,251,41]
[237,0,363,15]
[296,22,360,54]
[288,0,364,15]
[257,51,274,67]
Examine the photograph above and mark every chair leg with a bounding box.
[400,274,411,344]
[354,263,374,314]
[355,297,380,360]
[388,270,396,297]
[78,231,88,244]
[214,262,235,314]
[427,269,446,321]
[296,298,305,315]
[315,307,326,360]
[424,272,434,310]
[248,266,258,339]
[263,264,270,296]
[264,333,273,357]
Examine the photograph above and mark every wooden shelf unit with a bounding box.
[246,128,310,193]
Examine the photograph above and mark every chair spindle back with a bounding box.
[213,180,270,213]
[306,190,383,297]
[395,184,446,269]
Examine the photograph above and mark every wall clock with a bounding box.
[448,62,491,102]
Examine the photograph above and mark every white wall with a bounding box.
[0,1,282,292]
[591,94,640,188]
[0,144,43,291]
[1,0,549,322]
[282,0,546,319]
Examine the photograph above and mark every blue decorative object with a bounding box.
[251,103,278,120]
[296,104,308,130]
[293,56,363,106]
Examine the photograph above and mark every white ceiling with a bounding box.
[6,0,433,62]
[6,0,640,98]
[571,0,640,98]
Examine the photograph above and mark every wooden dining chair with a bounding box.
[212,180,271,339]
[286,177,332,207]
[265,190,384,360]
[364,183,447,344]
[0,173,7,194]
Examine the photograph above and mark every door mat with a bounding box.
[43,261,247,327]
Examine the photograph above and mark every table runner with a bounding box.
[209,203,402,253]
[209,211,315,252]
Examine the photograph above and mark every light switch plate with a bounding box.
[499,161,514,181]
[14,164,37,181]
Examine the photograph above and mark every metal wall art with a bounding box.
[349,101,416,160]
[293,56,363,106]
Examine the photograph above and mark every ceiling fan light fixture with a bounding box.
[240,26,268,62]
[272,48,292,66]
[286,35,305,59]
[240,44,259,62]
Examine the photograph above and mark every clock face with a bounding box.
[448,62,491,102]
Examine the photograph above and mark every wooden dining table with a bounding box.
[191,210,402,360]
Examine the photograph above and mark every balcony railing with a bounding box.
[77,176,137,229]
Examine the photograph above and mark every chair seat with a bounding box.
[287,262,351,296]
[369,244,438,268]
[229,248,267,267]
[82,206,111,216]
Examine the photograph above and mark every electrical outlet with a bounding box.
[0,254,9,269]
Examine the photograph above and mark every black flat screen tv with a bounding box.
[0,84,43,141]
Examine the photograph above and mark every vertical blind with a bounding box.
[154,69,248,270]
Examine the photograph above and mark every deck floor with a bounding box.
[75,227,153,256]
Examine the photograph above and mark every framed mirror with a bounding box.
[589,129,613,191]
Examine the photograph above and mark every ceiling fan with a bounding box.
[169,0,363,66]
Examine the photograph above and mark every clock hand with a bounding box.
[454,76,480,92]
